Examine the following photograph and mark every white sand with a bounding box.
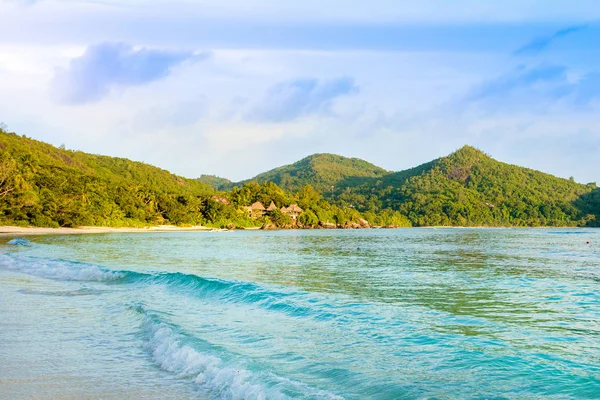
[0,225,214,236]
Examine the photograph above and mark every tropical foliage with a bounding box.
[1,129,597,228]
[335,146,599,227]
[0,130,398,228]
[231,153,390,193]
[230,146,599,227]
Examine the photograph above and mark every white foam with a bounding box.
[143,318,280,400]
[0,254,126,282]
[142,316,345,399]
[7,238,31,246]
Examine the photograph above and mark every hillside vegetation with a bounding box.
[0,130,409,228]
[0,131,217,227]
[197,174,232,190]
[334,146,599,227]
[227,146,599,227]
[1,129,597,228]
[234,153,390,193]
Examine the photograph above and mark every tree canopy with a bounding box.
[1,130,597,229]
[0,130,400,229]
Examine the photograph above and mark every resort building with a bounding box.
[244,201,266,218]
[266,201,277,212]
[243,201,303,220]
[281,203,303,219]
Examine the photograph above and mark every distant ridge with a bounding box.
[230,153,390,193]
[197,174,232,190]
[209,145,600,227]
[1,127,598,228]
[330,145,599,226]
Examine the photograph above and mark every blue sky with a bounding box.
[0,0,599,183]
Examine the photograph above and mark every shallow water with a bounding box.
[1,228,599,399]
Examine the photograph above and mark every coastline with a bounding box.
[0,224,591,237]
[0,225,215,236]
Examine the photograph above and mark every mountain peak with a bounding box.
[239,152,389,193]
[300,153,376,164]
[197,174,232,190]
[438,146,492,171]
[450,145,489,159]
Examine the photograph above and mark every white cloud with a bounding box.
[247,77,358,122]
[0,2,598,185]
[51,42,206,104]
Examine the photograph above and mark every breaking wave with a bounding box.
[0,253,131,282]
[7,238,32,246]
[0,253,349,322]
[134,305,342,400]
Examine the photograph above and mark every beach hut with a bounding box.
[245,201,266,218]
[281,203,303,219]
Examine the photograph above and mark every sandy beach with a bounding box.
[0,225,216,236]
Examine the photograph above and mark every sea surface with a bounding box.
[1,228,599,399]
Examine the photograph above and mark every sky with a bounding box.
[0,0,599,183]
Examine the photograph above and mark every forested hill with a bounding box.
[0,131,217,227]
[197,174,232,190]
[1,129,598,228]
[0,130,411,229]
[231,153,390,193]
[207,145,599,227]
[335,146,600,227]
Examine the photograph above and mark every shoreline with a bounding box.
[0,224,592,237]
[0,225,216,236]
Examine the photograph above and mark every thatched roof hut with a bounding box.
[281,203,303,219]
[244,201,266,218]
[266,201,277,211]
[287,203,303,213]
[250,201,266,211]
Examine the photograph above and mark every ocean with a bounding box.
[1,228,599,399]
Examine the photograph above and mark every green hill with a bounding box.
[336,146,599,227]
[197,174,232,190]
[204,146,599,227]
[1,127,597,228]
[236,153,390,193]
[0,130,407,229]
[0,130,220,227]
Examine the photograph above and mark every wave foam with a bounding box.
[142,312,283,399]
[0,254,127,282]
[139,308,343,400]
[0,251,344,399]
[0,253,361,328]
[7,238,32,246]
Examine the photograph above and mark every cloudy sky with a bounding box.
[1,0,599,183]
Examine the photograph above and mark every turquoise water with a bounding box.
[1,228,599,399]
